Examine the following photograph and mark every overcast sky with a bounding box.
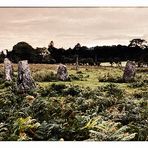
[0,7,148,51]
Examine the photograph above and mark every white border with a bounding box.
[1,141,148,148]
[0,0,148,7]
[0,0,147,147]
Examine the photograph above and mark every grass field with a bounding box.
[0,64,147,141]
[9,63,147,93]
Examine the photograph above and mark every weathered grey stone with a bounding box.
[17,60,36,91]
[4,58,13,81]
[123,61,136,82]
[57,64,68,81]
[76,55,79,71]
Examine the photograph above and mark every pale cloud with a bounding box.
[0,8,148,51]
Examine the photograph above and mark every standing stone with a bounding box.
[76,55,79,71]
[4,58,13,81]
[17,60,36,91]
[57,64,68,81]
[123,61,136,82]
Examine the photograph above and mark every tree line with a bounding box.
[0,38,148,66]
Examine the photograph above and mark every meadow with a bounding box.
[0,64,147,141]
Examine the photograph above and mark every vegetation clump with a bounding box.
[0,65,147,141]
[33,71,57,82]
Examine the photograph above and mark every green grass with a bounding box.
[1,63,147,95]
[36,65,147,95]
[44,66,119,86]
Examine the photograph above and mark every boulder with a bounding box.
[123,61,136,82]
[4,58,13,81]
[17,60,36,91]
[57,64,68,81]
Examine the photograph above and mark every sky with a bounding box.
[0,7,148,51]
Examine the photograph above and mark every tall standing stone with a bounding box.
[57,64,68,81]
[4,58,13,81]
[17,60,36,92]
[123,61,136,82]
[76,55,79,71]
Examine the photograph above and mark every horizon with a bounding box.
[1,40,131,53]
[0,7,148,51]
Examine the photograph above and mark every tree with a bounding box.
[74,43,81,49]
[35,47,51,63]
[9,42,35,63]
[48,41,54,48]
[129,39,148,67]
[0,51,6,63]
[128,38,148,49]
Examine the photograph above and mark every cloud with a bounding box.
[10,16,50,24]
[0,8,148,51]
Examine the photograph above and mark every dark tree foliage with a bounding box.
[0,51,6,63]
[49,45,147,65]
[0,39,148,65]
[129,38,147,49]
[6,42,50,63]
[7,42,35,63]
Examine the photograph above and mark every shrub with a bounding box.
[103,83,124,99]
[76,71,83,74]
[98,72,123,83]
[38,83,67,97]
[0,65,147,141]
[64,85,82,96]
[82,116,136,141]
[50,83,66,93]
[30,98,51,122]
[0,123,8,141]
[69,72,89,81]
[128,74,147,88]
[0,78,5,85]
[0,70,4,78]
[69,74,84,81]
[34,121,61,140]
[11,116,40,141]
[4,81,13,87]
[33,70,57,82]
[128,81,145,88]
[137,68,148,73]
